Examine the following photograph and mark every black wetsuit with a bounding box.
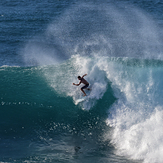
[80,78,89,89]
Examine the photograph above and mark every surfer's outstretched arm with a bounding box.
[81,74,87,78]
[73,81,81,86]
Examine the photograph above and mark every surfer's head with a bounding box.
[78,76,81,80]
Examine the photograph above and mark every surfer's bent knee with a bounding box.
[81,84,89,90]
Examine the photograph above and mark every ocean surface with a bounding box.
[1,0,163,162]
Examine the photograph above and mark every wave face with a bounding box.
[1,0,163,163]
[1,57,163,163]
[0,61,117,163]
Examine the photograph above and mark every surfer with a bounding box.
[73,74,91,96]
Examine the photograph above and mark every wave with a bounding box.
[0,58,115,138]
[1,56,163,162]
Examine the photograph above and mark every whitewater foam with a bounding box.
[104,59,163,163]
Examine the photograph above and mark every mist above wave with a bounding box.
[22,1,163,66]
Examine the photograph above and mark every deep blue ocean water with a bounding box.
[1,0,163,162]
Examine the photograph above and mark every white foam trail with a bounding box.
[70,55,109,110]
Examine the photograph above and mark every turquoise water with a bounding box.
[1,0,163,162]
[0,62,117,162]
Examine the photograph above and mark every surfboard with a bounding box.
[75,88,92,105]
[75,96,86,105]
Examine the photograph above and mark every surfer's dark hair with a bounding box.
[78,76,81,79]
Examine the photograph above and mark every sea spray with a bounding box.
[22,1,163,67]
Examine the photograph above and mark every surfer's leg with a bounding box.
[82,84,89,90]
[80,88,87,96]
[81,85,87,96]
